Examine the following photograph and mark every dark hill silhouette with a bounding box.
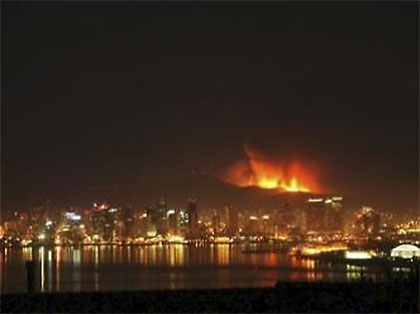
[34,173,357,213]
[144,174,326,211]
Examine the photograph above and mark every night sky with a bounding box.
[2,2,418,213]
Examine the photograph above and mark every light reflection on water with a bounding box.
[72,249,81,292]
[56,246,61,292]
[0,244,378,294]
[40,247,45,292]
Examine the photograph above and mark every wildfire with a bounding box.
[223,143,319,193]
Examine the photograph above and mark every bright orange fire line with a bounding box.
[222,144,319,193]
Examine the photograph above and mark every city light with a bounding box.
[1,197,418,272]
[301,248,321,255]
[65,212,81,221]
[147,231,157,237]
[391,244,420,259]
[345,251,372,259]
[167,235,185,243]
[0,3,418,310]
[21,239,32,246]
[214,236,230,244]
[308,198,324,203]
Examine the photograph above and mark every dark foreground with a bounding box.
[1,281,419,313]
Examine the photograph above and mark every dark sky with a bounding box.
[2,2,418,213]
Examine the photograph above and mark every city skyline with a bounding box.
[1,3,419,312]
[2,2,418,214]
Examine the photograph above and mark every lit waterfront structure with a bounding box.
[390,244,420,259]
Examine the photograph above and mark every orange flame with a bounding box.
[223,143,319,193]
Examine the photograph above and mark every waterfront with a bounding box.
[0,244,385,294]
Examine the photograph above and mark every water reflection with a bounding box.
[169,244,184,266]
[93,246,98,291]
[72,249,81,292]
[56,246,61,292]
[39,247,45,292]
[1,245,384,294]
[0,249,5,289]
[217,244,229,265]
[48,250,53,291]
[22,247,32,261]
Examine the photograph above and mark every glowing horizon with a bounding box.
[222,143,319,193]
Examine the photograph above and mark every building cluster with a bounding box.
[1,194,419,248]
[300,196,344,232]
[353,206,381,235]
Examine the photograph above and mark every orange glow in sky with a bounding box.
[223,143,319,193]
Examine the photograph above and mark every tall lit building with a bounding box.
[167,208,178,236]
[186,198,198,239]
[295,208,307,233]
[91,206,106,240]
[121,206,134,239]
[305,198,326,232]
[212,213,221,236]
[305,196,343,232]
[134,211,149,238]
[103,208,118,241]
[261,214,271,237]
[225,205,238,237]
[355,206,381,235]
[324,196,343,231]
[60,211,85,244]
[147,200,168,236]
[245,215,259,236]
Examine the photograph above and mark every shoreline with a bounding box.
[2,281,418,313]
